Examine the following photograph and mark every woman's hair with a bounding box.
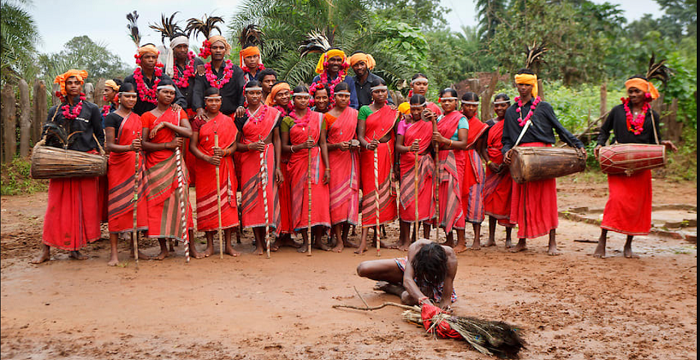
[439,88,458,98]
[204,87,220,97]
[493,93,510,102]
[409,94,426,105]
[245,79,261,90]
[461,92,479,102]
[314,83,331,97]
[370,77,387,88]
[112,78,123,87]
[334,82,350,93]
[412,73,428,81]
[118,82,135,93]
[293,85,309,94]
[516,68,535,75]
[411,243,448,289]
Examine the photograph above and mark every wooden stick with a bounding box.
[332,287,419,312]
[373,131,380,256]
[260,135,270,259]
[132,133,140,268]
[174,112,189,263]
[307,133,313,256]
[414,140,419,241]
[431,114,440,243]
[215,131,223,259]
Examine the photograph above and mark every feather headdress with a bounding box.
[185,14,224,40]
[149,12,182,44]
[239,24,264,49]
[126,11,141,49]
[524,41,547,71]
[298,30,332,58]
[646,52,673,86]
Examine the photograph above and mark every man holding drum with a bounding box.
[502,69,586,256]
[593,75,677,258]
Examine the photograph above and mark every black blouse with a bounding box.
[42,98,104,152]
[596,104,662,146]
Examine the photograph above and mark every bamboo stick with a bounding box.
[215,131,223,259]
[373,131,380,256]
[132,131,140,268]
[260,135,270,259]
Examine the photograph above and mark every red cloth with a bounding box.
[287,111,331,230]
[427,102,442,116]
[97,174,108,223]
[107,112,148,233]
[193,113,239,231]
[185,108,198,187]
[399,120,435,222]
[421,303,461,339]
[43,176,101,250]
[360,105,398,227]
[509,142,558,239]
[326,108,360,226]
[141,108,194,240]
[437,111,465,231]
[601,169,652,235]
[483,120,515,224]
[239,105,281,232]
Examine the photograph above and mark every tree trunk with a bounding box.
[94,78,107,107]
[18,80,31,158]
[662,98,682,143]
[600,82,607,118]
[466,79,480,95]
[84,82,95,103]
[52,83,61,106]
[32,80,47,145]
[2,85,17,163]
[480,71,500,122]
[537,79,545,101]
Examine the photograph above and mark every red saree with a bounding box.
[142,108,194,241]
[360,105,398,227]
[107,112,148,233]
[194,113,239,232]
[601,170,652,236]
[399,120,435,222]
[437,111,466,232]
[43,175,101,250]
[326,107,360,226]
[482,120,515,226]
[287,111,330,230]
[461,116,488,224]
[239,105,281,233]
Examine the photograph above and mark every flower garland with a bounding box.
[317,69,346,109]
[289,108,311,128]
[621,97,649,135]
[134,66,164,105]
[241,62,265,74]
[198,40,212,58]
[246,104,268,125]
[514,96,541,127]
[274,103,293,118]
[172,51,196,88]
[102,105,112,118]
[204,60,234,89]
[57,92,86,120]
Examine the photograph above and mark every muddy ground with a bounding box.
[1,175,697,359]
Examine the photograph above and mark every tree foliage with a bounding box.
[1,0,40,84]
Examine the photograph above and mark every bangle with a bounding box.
[449,140,453,148]
[486,160,492,165]
[291,144,295,153]
[325,168,330,172]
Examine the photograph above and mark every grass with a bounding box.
[1,157,48,196]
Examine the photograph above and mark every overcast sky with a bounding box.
[29,0,663,66]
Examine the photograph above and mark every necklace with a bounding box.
[60,93,86,120]
[204,60,234,89]
[316,69,346,108]
[172,51,196,88]
[134,67,163,105]
[621,97,649,135]
[289,109,311,128]
[246,104,268,124]
[514,96,541,127]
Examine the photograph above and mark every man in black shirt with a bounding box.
[502,68,585,256]
[349,51,394,107]
[123,44,186,116]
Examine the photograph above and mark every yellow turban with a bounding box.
[265,82,291,106]
[514,74,538,98]
[54,69,88,96]
[138,44,160,57]
[625,78,660,100]
[104,80,120,92]
[315,49,347,74]
[208,35,232,56]
[397,102,410,115]
[349,52,376,70]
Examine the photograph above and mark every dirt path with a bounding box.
[1,176,696,359]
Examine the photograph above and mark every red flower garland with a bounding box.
[514,96,541,127]
[241,62,265,74]
[289,108,311,128]
[102,105,112,118]
[274,104,292,117]
[198,40,212,58]
[246,104,268,124]
[204,60,234,89]
[172,51,196,88]
[134,66,164,105]
[59,92,86,120]
[621,97,649,135]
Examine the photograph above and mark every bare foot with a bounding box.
[623,248,640,259]
[153,249,169,260]
[483,240,496,247]
[69,251,88,260]
[269,243,279,252]
[297,244,310,253]
[225,246,241,257]
[203,246,214,257]
[107,256,119,266]
[380,240,399,249]
[252,246,265,256]
[31,247,51,264]
[354,242,367,255]
[547,246,562,256]
[168,239,175,252]
[592,243,606,258]
[343,239,358,248]
[509,241,527,253]
[468,243,482,250]
[188,247,205,260]
[397,243,410,251]
[131,250,154,260]
[505,239,513,248]
[331,243,344,253]
[273,235,302,249]
[313,241,332,251]
[453,244,468,253]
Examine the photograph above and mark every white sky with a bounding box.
[29,0,663,66]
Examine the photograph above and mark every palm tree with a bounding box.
[1,0,41,84]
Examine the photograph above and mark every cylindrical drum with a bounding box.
[599,143,666,176]
[31,146,107,179]
[509,147,586,184]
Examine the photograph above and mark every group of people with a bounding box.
[32,18,676,280]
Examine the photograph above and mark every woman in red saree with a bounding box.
[141,83,197,260]
[408,73,442,116]
[190,87,241,257]
[324,82,360,252]
[236,80,287,255]
[357,78,399,254]
[429,88,469,253]
[478,93,515,248]
[104,82,150,266]
[397,94,435,251]
[280,85,331,252]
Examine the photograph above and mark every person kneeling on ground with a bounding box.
[356,239,457,311]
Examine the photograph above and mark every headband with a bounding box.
[119,91,137,95]
[335,91,351,96]
[461,100,479,105]
[292,92,310,97]
[625,78,660,100]
[349,53,376,70]
[514,74,538,97]
[440,97,458,101]
[245,86,263,92]
[371,85,388,91]
[157,84,176,91]
[164,36,190,78]
[493,100,510,104]
[265,82,291,106]
[315,49,347,74]
[54,69,88,96]
[169,36,189,49]
[205,95,222,99]
[410,102,427,108]
[104,80,120,92]
[411,78,428,85]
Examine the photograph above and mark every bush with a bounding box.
[1,157,48,195]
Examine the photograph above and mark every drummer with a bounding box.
[502,69,586,256]
[593,75,677,258]
[32,69,105,264]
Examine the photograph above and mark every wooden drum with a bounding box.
[31,145,107,179]
[599,143,666,176]
[509,147,586,184]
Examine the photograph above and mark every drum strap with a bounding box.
[650,110,660,145]
[513,120,532,148]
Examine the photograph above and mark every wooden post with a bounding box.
[32,80,47,145]
[663,98,682,143]
[84,82,95,103]
[480,71,500,122]
[2,84,17,163]
[94,78,107,107]
[51,83,61,106]
[18,79,31,158]
[599,82,607,118]
[537,79,545,101]
[466,79,481,95]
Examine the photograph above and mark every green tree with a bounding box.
[475,0,508,41]
[0,0,40,84]
[372,0,450,30]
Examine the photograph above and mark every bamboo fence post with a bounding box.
[94,79,107,108]
[83,82,95,103]
[51,83,61,106]
[18,80,31,158]
[32,80,47,145]
[2,84,17,163]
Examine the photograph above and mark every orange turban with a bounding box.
[625,78,660,100]
[265,82,291,106]
[349,52,376,70]
[315,49,347,74]
[514,74,538,98]
[208,35,232,56]
[54,69,88,96]
[239,46,261,68]
[138,44,159,57]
